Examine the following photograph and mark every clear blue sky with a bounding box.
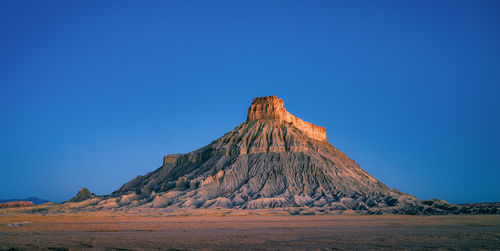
[1,1,499,203]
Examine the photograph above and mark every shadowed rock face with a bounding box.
[107,96,497,214]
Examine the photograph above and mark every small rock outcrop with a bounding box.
[68,188,96,202]
[0,201,34,208]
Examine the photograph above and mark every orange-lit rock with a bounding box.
[247,95,327,141]
[0,201,34,208]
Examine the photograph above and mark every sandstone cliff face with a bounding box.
[247,96,327,142]
[0,201,34,208]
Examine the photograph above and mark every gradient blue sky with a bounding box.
[1,1,499,203]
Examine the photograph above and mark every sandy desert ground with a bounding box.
[1,210,499,250]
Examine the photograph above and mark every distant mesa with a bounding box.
[0,197,49,205]
[0,201,34,208]
[68,188,96,202]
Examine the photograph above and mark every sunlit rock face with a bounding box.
[247,96,327,142]
[106,96,490,214]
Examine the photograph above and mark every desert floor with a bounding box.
[0,210,499,250]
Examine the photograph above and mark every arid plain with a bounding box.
[1,210,499,250]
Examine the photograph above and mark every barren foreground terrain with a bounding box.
[1,210,499,250]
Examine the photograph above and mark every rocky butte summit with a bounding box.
[73,96,496,215]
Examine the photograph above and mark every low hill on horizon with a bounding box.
[0,197,49,205]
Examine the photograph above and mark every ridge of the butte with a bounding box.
[247,95,327,141]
